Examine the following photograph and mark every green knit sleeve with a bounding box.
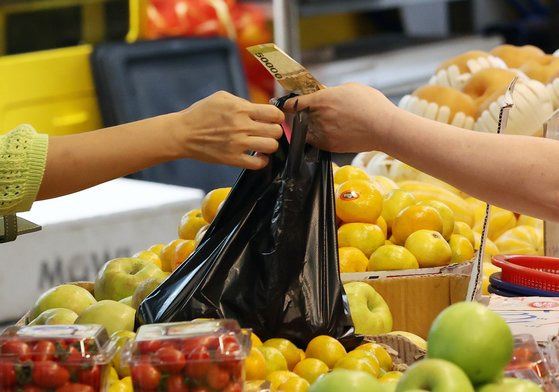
[0,124,49,215]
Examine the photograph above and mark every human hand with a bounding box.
[175,91,285,169]
[281,83,397,153]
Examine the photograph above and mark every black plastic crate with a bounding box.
[91,37,247,192]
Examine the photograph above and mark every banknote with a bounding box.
[247,43,326,94]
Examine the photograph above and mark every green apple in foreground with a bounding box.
[309,369,382,392]
[94,257,168,301]
[29,284,96,321]
[476,378,543,392]
[379,381,397,392]
[396,358,474,392]
[344,281,393,335]
[28,308,79,325]
[75,300,135,335]
[131,274,167,310]
[427,302,513,385]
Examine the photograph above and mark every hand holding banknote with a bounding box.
[247,43,326,94]
[247,43,396,153]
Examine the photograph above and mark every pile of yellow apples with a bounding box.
[332,162,543,293]
[245,332,402,392]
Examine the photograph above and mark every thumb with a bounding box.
[281,95,313,113]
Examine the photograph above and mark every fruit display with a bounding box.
[332,165,478,274]
[122,320,250,392]
[11,113,558,392]
[245,332,399,391]
[0,325,117,392]
[340,159,546,290]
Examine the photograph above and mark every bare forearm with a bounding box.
[38,114,180,200]
[379,109,559,221]
[37,91,284,200]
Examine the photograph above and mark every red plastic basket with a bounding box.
[492,255,559,293]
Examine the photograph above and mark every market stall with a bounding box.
[2,1,559,392]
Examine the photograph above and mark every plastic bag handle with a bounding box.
[273,93,318,177]
[285,108,312,177]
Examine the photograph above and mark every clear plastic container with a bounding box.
[0,324,118,392]
[122,319,250,392]
[506,334,557,391]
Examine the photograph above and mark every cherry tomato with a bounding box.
[511,346,534,363]
[22,386,45,392]
[32,341,56,362]
[54,340,68,351]
[155,346,186,373]
[222,359,243,378]
[1,339,32,361]
[181,336,219,355]
[138,340,162,354]
[32,360,70,388]
[217,335,240,361]
[77,365,100,387]
[0,361,16,386]
[62,346,83,363]
[223,383,242,392]
[206,364,230,390]
[185,346,210,379]
[191,387,211,392]
[55,382,95,392]
[131,363,161,390]
[166,374,189,392]
[82,339,99,355]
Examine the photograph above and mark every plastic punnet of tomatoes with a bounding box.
[0,324,118,392]
[505,334,554,389]
[121,319,250,392]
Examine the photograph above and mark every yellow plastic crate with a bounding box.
[0,45,102,136]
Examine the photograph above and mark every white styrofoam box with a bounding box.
[307,35,504,100]
[0,178,204,322]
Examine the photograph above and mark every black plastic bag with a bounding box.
[137,107,354,347]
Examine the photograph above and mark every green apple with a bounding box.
[427,302,513,385]
[379,381,398,392]
[28,308,79,325]
[110,330,136,378]
[29,284,96,321]
[75,300,135,335]
[94,257,168,301]
[344,281,393,335]
[476,378,543,392]
[131,274,167,310]
[309,369,383,392]
[396,358,474,392]
[119,296,133,306]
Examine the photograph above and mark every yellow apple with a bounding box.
[405,230,451,268]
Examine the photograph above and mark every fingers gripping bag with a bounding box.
[136,105,354,347]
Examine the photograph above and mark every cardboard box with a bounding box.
[0,178,204,323]
[344,274,470,340]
